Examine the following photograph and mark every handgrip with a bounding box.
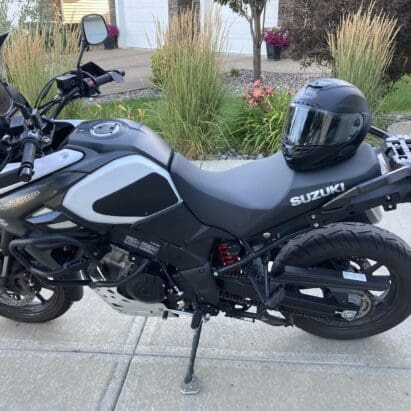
[94,72,114,87]
[94,70,125,87]
[19,139,37,182]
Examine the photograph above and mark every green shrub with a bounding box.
[4,23,81,117]
[236,81,291,155]
[154,9,228,159]
[381,75,411,113]
[150,48,170,88]
[327,3,399,112]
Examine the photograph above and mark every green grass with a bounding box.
[83,98,157,129]
[381,75,411,113]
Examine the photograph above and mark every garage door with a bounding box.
[116,0,278,54]
[115,0,168,49]
[204,0,279,54]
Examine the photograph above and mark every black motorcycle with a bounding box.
[0,15,410,394]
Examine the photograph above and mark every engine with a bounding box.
[100,246,167,303]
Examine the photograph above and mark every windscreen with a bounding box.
[283,105,365,146]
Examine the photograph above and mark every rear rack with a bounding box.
[385,135,411,169]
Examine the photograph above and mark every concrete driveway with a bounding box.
[86,48,328,95]
[0,159,410,410]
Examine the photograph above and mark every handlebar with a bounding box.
[94,70,125,87]
[19,137,38,182]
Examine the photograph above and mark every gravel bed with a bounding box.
[92,69,323,105]
[223,69,324,95]
[89,87,161,105]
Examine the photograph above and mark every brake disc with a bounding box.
[0,290,36,306]
[0,274,38,307]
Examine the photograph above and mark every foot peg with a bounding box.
[180,309,203,395]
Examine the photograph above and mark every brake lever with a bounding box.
[111,71,125,84]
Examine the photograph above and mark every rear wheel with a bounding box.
[0,269,74,323]
[274,223,411,339]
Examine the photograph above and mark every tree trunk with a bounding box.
[250,4,264,80]
[253,41,262,81]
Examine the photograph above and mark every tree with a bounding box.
[214,0,268,80]
[286,0,410,81]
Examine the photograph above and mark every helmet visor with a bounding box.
[282,105,365,146]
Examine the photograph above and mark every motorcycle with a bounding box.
[0,15,410,395]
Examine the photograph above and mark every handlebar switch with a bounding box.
[56,73,79,94]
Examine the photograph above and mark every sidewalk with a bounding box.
[86,48,328,95]
[0,160,410,410]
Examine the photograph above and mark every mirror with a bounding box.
[0,32,10,50]
[0,82,13,117]
[81,14,109,45]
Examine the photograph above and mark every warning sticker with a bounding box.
[124,235,160,256]
[342,271,367,282]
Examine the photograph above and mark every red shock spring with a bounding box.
[217,243,240,266]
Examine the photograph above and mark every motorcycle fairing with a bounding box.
[171,143,381,237]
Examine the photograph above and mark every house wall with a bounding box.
[62,0,110,23]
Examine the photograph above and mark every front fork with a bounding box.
[0,230,13,288]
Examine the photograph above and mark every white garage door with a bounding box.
[115,0,168,49]
[116,0,278,54]
[203,0,279,54]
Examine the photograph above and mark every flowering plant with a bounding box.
[107,24,120,38]
[243,79,275,109]
[238,80,292,155]
[263,27,290,48]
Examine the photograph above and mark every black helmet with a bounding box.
[281,78,371,171]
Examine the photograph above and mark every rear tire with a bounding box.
[274,223,411,339]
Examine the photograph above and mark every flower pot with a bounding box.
[266,44,282,61]
[104,37,118,50]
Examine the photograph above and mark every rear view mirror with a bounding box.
[0,82,13,117]
[81,14,108,45]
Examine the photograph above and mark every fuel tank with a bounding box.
[61,120,182,225]
[66,119,173,167]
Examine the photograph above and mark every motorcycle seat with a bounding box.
[170,144,381,237]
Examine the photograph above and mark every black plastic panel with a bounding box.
[93,173,178,217]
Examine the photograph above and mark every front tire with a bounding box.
[0,285,74,323]
[274,223,411,339]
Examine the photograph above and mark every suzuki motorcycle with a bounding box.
[0,15,410,394]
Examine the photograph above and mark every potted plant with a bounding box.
[104,24,119,50]
[263,27,290,61]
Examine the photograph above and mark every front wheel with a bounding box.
[274,223,411,340]
[0,269,74,323]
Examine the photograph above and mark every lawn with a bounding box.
[381,75,411,113]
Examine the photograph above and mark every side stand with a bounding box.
[180,310,203,395]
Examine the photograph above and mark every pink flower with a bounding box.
[252,88,263,99]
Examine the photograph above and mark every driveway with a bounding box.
[86,48,328,95]
[0,159,410,410]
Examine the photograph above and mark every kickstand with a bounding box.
[180,310,203,395]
